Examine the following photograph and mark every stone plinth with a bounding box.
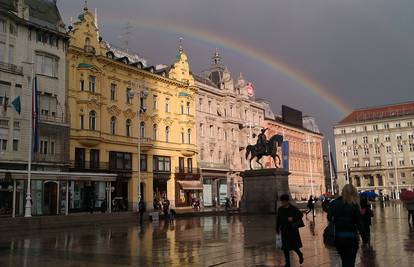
[239,168,290,214]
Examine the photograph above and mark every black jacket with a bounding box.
[327,197,368,242]
[276,204,303,250]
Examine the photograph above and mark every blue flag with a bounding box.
[330,151,337,179]
[32,76,39,152]
[11,96,21,114]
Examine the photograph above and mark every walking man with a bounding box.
[138,198,146,225]
[305,196,315,217]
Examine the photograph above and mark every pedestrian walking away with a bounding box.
[405,201,414,224]
[305,196,315,217]
[328,184,368,267]
[138,199,146,225]
[276,194,304,267]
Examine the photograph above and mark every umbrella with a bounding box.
[360,191,378,198]
[400,190,414,202]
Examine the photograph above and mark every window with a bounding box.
[187,158,193,172]
[110,116,116,135]
[411,159,414,166]
[399,159,404,166]
[109,151,132,170]
[353,149,358,156]
[90,149,100,169]
[165,126,170,142]
[386,146,391,153]
[40,140,48,154]
[410,143,414,152]
[397,144,403,152]
[354,161,359,168]
[363,126,367,131]
[126,88,133,104]
[387,159,393,167]
[126,119,131,137]
[408,121,413,127]
[140,122,145,138]
[153,156,171,172]
[0,42,5,62]
[12,139,18,151]
[200,148,204,161]
[340,129,346,134]
[396,134,402,141]
[165,98,169,112]
[401,172,406,178]
[153,124,157,140]
[364,147,369,155]
[408,133,413,139]
[373,137,379,143]
[209,125,214,137]
[153,95,157,110]
[208,101,211,113]
[88,76,96,92]
[110,84,116,101]
[385,135,390,142]
[80,115,84,129]
[50,141,55,154]
[140,97,144,110]
[80,80,84,91]
[181,128,185,144]
[365,161,370,167]
[230,106,233,117]
[186,102,190,114]
[374,147,380,154]
[178,157,185,172]
[187,129,191,144]
[180,102,184,114]
[0,139,7,151]
[0,19,5,33]
[376,160,381,166]
[200,123,204,137]
[384,123,389,129]
[352,139,357,145]
[9,23,17,35]
[75,148,85,168]
[140,154,147,171]
[35,53,58,77]
[341,140,347,146]
[89,111,96,130]
[395,123,401,128]
[389,173,394,178]
[363,136,368,144]
[373,125,378,130]
[8,45,14,64]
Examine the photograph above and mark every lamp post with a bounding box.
[130,87,148,210]
[25,62,35,218]
[303,136,314,197]
[392,149,400,200]
[341,147,350,185]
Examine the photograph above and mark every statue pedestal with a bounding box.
[239,168,290,214]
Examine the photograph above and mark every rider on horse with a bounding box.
[256,128,268,154]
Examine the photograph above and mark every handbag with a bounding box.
[291,218,305,229]
[323,222,336,247]
[275,233,283,249]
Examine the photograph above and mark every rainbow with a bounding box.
[104,17,351,115]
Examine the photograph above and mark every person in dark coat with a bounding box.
[305,196,315,217]
[276,194,304,267]
[328,184,368,267]
[360,197,373,245]
[138,199,146,225]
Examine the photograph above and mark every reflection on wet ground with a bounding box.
[0,203,413,266]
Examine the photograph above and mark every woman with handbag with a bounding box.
[276,194,304,267]
[328,184,368,267]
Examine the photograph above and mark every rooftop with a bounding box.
[338,101,414,125]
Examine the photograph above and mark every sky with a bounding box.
[58,0,414,151]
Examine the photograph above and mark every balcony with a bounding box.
[39,113,67,124]
[72,129,102,147]
[198,161,230,171]
[0,61,23,75]
[70,161,132,179]
[175,167,201,180]
[84,45,96,54]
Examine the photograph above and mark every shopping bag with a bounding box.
[323,222,335,247]
[275,233,283,249]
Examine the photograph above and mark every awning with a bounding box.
[0,170,117,182]
[178,180,203,190]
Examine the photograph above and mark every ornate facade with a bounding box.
[68,4,197,210]
[196,51,265,206]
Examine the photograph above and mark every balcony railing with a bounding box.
[0,61,23,75]
[33,153,68,164]
[175,167,200,174]
[39,113,67,124]
[84,45,96,54]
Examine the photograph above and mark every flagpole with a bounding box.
[24,67,34,217]
[328,141,334,195]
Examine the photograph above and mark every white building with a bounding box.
[333,101,414,197]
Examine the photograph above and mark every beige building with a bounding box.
[195,51,265,206]
[261,103,325,199]
[333,101,414,197]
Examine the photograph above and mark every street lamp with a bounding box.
[129,87,149,209]
[392,149,400,200]
[341,147,351,185]
[303,136,315,197]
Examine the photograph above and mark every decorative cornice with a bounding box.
[87,97,100,110]
[107,105,121,116]
[123,108,136,119]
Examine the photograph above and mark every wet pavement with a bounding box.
[0,203,413,267]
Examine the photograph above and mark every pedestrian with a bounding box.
[405,201,414,224]
[100,199,107,213]
[163,198,170,220]
[360,197,373,245]
[138,199,146,225]
[305,196,315,217]
[225,197,231,211]
[328,184,368,267]
[322,197,330,213]
[276,194,304,267]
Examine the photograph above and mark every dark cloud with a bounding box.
[59,0,414,150]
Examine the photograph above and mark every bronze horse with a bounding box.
[246,134,283,170]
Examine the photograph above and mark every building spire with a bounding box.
[83,0,88,11]
[178,37,184,53]
[212,48,221,65]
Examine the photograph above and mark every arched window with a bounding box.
[181,128,185,144]
[140,121,145,138]
[126,119,131,137]
[165,126,170,142]
[110,116,116,135]
[89,110,96,130]
[180,101,184,114]
[85,37,90,46]
[187,129,191,144]
[152,124,157,140]
[186,102,190,114]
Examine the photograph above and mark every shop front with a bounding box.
[0,170,116,217]
[202,175,228,207]
[175,180,203,207]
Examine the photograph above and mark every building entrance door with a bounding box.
[44,182,58,215]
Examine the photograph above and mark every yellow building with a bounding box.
[67,4,198,211]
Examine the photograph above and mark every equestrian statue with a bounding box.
[245,128,284,170]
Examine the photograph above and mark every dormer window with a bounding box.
[106,51,114,59]
[85,37,91,46]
